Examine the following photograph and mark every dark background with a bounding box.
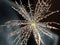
[0,0,60,45]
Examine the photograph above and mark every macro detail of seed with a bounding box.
[0,0,59,45]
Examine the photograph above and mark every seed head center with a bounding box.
[31,21,36,28]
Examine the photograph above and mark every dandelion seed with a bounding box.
[1,0,59,45]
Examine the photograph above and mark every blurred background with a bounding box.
[0,0,60,45]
